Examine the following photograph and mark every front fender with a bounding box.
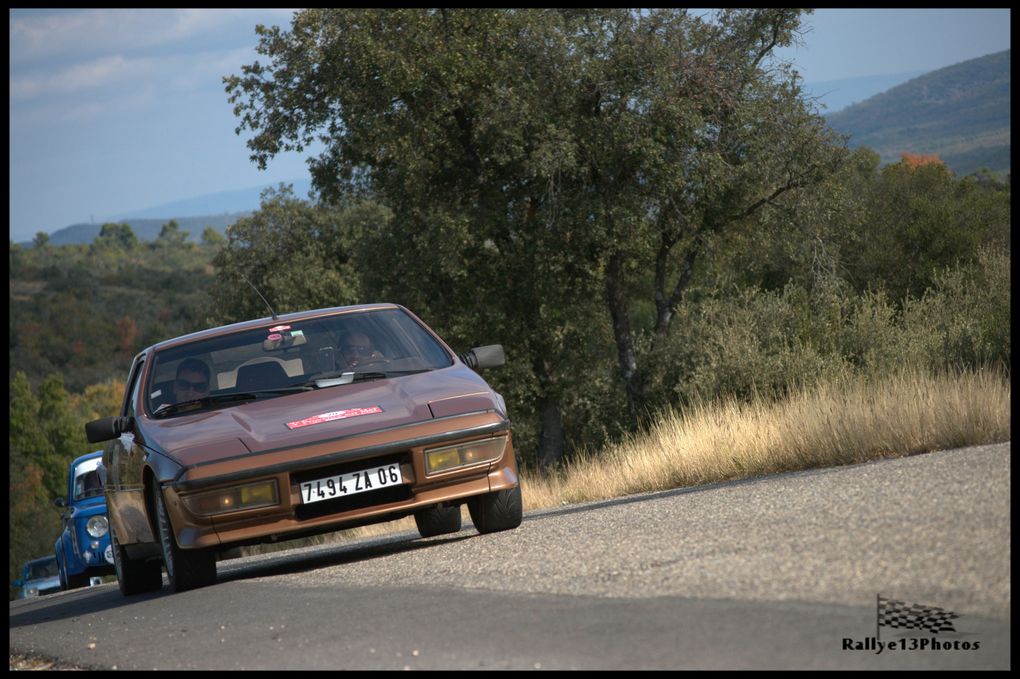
[56,529,82,577]
[106,445,171,547]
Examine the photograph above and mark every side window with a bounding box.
[122,357,145,418]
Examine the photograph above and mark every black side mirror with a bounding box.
[85,416,133,444]
[53,497,66,509]
[460,345,505,370]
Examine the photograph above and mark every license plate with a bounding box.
[299,463,403,505]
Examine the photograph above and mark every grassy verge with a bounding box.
[522,367,1010,509]
[245,367,1010,554]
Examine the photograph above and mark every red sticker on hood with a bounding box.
[286,406,384,430]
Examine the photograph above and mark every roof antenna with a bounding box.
[239,273,278,320]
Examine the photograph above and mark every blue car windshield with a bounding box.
[146,308,453,417]
[74,468,104,500]
[28,559,58,579]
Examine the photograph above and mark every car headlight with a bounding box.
[86,515,109,538]
[180,479,279,517]
[25,587,39,597]
[424,436,507,476]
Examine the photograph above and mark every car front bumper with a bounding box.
[163,410,519,549]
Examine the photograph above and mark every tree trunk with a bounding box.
[536,395,565,470]
[604,251,641,426]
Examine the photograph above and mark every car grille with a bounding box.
[291,452,412,521]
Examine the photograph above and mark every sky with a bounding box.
[8,8,1012,243]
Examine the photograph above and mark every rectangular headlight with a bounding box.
[425,436,507,476]
[181,479,279,517]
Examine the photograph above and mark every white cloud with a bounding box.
[10,87,158,128]
[11,55,138,100]
[9,9,294,65]
[11,45,260,103]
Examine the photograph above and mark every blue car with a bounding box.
[54,451,116,590]
[13,555,61,599]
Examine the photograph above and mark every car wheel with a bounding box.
[414,504,463,538]
[111,524,162,596]
[467,485,523,534]
[66,572,90,589]
[155,487,216,593]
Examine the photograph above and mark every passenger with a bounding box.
[338,331,384,369]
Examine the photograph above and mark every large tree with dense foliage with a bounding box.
[209,186,381,323]
[225,8,846,463]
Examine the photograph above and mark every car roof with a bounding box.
[70,450,104,468]
[142,303,403,355]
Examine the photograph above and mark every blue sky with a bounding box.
[8,8,1012,243]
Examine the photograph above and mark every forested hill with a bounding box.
[21,213,247,248]
[825,50,1010,177]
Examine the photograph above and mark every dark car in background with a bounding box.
[12,555,61,599]
[86,303,522,596]
[54,450,116,590]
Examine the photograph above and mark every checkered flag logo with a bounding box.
[878,596,959,634]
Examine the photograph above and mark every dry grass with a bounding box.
[521,367,1011,510]
[247,367,1010,554]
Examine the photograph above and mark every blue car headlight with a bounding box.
[86,515,109,538]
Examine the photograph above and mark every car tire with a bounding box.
[111,524,162,596]
[155,487,216,593]
[414,504,463,538]
[66,572,90,590]
[467,485,523,534]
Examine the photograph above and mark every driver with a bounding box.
[174,358,211,403]
[338,331,383,369]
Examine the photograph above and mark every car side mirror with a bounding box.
[85,416,133,444]
[53,497,66,509]
[460,345,505,370]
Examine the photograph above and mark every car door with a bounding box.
[104,355,156,545]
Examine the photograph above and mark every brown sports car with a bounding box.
[86,303,521,595]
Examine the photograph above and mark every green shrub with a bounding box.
[902,247,1011,370]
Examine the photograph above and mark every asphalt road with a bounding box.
[9,442,1010,670]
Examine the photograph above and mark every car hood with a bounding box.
[68,496,108,517]
[22,576,61,593]
[143,365,504,467]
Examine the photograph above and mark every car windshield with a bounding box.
[146,307,453,417]
[73,460,104,500]
[28,559,58,579]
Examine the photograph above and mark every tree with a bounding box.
[116,315,139,354]
[844,154,1011,303]
[9,372,85,504]
[92,222,138,250]
[201,226,225,248]
[900,152,946,170]
[32,231,50,249]
[225,9,847,462]
[156,219,190,247]
[209,186,374,324]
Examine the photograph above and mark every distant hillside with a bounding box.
[16,178,313,248]
[825,50,1010,177]
[804,70,925,114]
[32,213,249,248]
[111,179,312,221]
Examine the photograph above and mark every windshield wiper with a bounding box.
[310,371,388,388]
[152,387,313,418]
[309,369,432,389]
[154,393,254,417]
